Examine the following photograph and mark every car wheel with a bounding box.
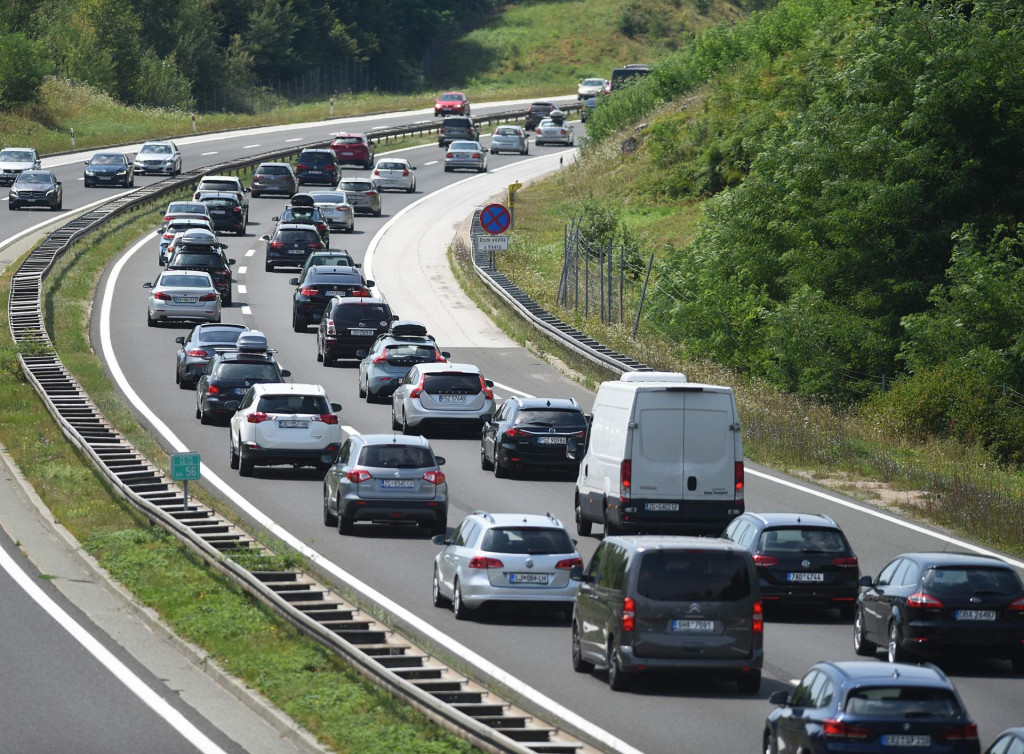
[147,313,157,327]
[292,313,306,333]
[521,147,529,155]
[432,567,449,607]
[854,607,877,656]
[316,345,324,363]
[265,262,274,272]
[199,405,211,425]
[223,292,232,307]
[322,491,338,527]
[887,620,909,663]
[736,670,761,694]
[763,731,776,754]
[338,513,354,535]
[8,203,17,210]
[401,410,414,435]
[480,444,494,471]
[430,518,447,537]
[365,388,378,404]
[252,191,261,199]
[453,579,472,620]
[391,406,401,431]
[607,644,630,691]
[444,166,452,173]
[229,436,239,469]
[358,380,366,398]
[575,492,592,536]
[571,622,594,673]
[1012,653,1024,675]
[374,207,381,217]
[239,451,254,477]
[838,602,856,620]
[493,455,507,478]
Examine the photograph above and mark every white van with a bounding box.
[568,372,744,537]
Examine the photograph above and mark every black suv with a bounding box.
[480,397,588,478]
[721,512,860,618]
[317,297,396,366]
[290,266,373,332]
[165,247,235,306]
[200,192,247,235]
[261,223,325,271]
[438,116,480,147]
[195,349,290,424]
[295,148,339,186]
[525,101,557,131]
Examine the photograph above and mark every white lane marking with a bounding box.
[242,144,261,150]
[237,285,246,294]
[285,138,302,143]
[0,414,227,754]
[200,151,218,156]
[237,266,246,275]
[245,249,255,258]
[240,305,252,315]
[102,235,644,754]
[746,468,1024,570]
[423,161,439,166]
[0,191,143,255]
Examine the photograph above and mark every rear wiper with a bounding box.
[801,549,827,554]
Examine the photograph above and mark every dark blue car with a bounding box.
[764,661,980,754]
[83,151,134,188]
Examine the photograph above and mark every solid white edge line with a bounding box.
[105,230,645,754]
[0,536,227,753]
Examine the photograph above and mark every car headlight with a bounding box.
[85,169,95,175]
[46,189,56,196]
[9,189,19,197]
[116,169,127,175]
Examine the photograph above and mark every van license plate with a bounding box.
[510,573,549,584]
[955,610,996,620]
[672,620,715,633]
[645,503,679,512]
[787,573,825,583]
[882,735,930,747]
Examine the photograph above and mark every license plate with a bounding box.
[211,209,227,215]
[174,297,198,304]
[438,395,468,404]
[882,735,930,747]
[340,151,354,156]
[955,609,996,621]
[288,249,305,254]
[233,387,247,395]
[380,479,415,489]
[350,329,375,336]
[278,420,308,428]
[787,572,825,583]
[537,436,568,445]
[672,620,715,633]
[645,502,679,512]
[510,573,549,584]
[326,290,342,296]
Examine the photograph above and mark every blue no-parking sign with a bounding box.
[479,203,511,235]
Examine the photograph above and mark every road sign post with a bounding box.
[170,452,201,511]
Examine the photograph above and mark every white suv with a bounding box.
[391,362,494,434]
[229,383,342,477]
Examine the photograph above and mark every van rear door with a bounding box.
[680,390,734,501]
[631,389,686,502]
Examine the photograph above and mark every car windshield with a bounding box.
[1,151,33,162]
[383,344,439,365]
[256,394,329,414]
[216,363,279,381]
[310,192,349,204]
[142,144,172,154]
[91,154,124,165]
[423,373,481,394]
[583,78,604,86]
[844,687,962,718]
[636,551,751,601]
[482,527,575,555]
[922,566,1022,597]
[495,127,520,136]
[440,93,463,101]
[15,173,51,184]
[259,165,291,175]
[513,409,586,429]
[332,304,389,323]
[339,181,372,192]
[359,444,434,468]
[197,328,246,344]
[160,275,209,288]
[759,527,849,555]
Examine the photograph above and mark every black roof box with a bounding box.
[235,331,269,352]
[389,320,429,338]
[290,193,316,207]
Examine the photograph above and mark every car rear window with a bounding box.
[513,409,586,429]
[307,255,353,267]
[198,328,245,344]
[308,273,363,286]
[259,165,291,175]
[384,344,439,365]
[276,229,320,243]
[423,373,481,394]
[171,253,224,266]
[283,208,317,222]
[378,162,405,170]
[331,304,391,323]
[359,444,433,468]
[339,181,373,192]
[636,551,751,601]
[759,527,850,555]
[844,687,963,717]
[200,181,238,192]
[300,152,334,164]
[444,118,471,127]
[204,197,237,208]
[922,566,1023,597]
[216,363,280,381]
[495,127,520,136]
[169,202,208,214]
[482,527,574,555]
[160,274,208,287]
[333,137,364,145]
[310,193,348,204]
[256,394,329,414]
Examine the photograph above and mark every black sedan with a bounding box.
[721,511,860,618]
[174,323,249,388]
[8,170,62,211]
[854,551,1024,671]
[84,152,134,187]
[195,351,289,424]
[480,396,587,478]
[290,266,372,332]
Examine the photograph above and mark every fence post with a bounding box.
[881,373,887,393]
[633,252,655,337]
[607,237,614,325]
[599,242,605,323]
[619,242,624,324]
[585,240,590,319]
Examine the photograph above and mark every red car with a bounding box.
[328,133,375,170]
[434,91,470,117]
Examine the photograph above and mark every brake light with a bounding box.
[153,292,172,301]
[505,428,525,439]
[446,153,454,159]
[297,163,308,170]
[232,207,241,214]
[163,215,172,223]
[753,600,763,634]
[620,459,631,500]
[402,169,409,176]
[325,319,336,336]
[942,724,979,742]
[186,349,209,358]
[351,288,370,297]
[753,554,779,567]
[247,412,270,423]
[422,470,445,485]
[479,375,493,400]
[347,469,372,483]
[163,233,174,241]
[560,130,567,135]
[409,376,425,399]
[373,169,380,176]
[832,556,859,567]
[373,355,388,364]
[735,461,744,500]
[1009,597,1024,612]
[907,592,944,609]
[435,350,445,362]
[316,413,339,425]
[199,293,218,302]
[622,596,635,632]
[555,557,583,570]
[269,241,285,250]
[300,287,318,296]
[310,242,324,250]
[469,556,503,569]
[364,191,377,197]
[472,153,482,159]
[823,720,871,740]
[205,385,220,395]
[571,430,587,438]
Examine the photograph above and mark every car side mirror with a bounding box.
[55,181,61,187]
[83,161,89,165]
[435,456,445,466]
[260,235,270,241]
[280,369,291,378]
[320,451,336,465]
[859,575,873,587]
[244,187,251,193]
[569,564,589,582]
[411,166,417,170]
[484,379,494,388]
[585,413,593,425]
[228,258,236,265]
[441,351,451,359]
[272,216,280,222]
[480,414,492,424]
[330,402,342,412]
[354,262,362,268]
[142,281,154,289]
[365,279,375,287]
[175,337,185,344]
[768,690,791,706]
[355,350,367,359]
[391,314,399,320]
[431,533,448,546]
[288,278,299,286]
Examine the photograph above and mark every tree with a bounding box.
[0,31,49,108]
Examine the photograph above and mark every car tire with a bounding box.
[223,292,232,307]
[252,191,261,199]
[401,411,415,436]
[838,602,856,620]
[607,645,630,691]
[763,732,776,754]
[374,207,381,217]
[480,445,493,471]
[147,313,157,327]
[338,513,354,535]
[444,166,452,173]
[453,579,472,620]
[292,313,306,333]
[239,451,254,477]
[736,670,761,694]
[316,345,324,363]
[229,436,239,469]
[887,620,909,663]
[571,622,594,673]
[575,492,592,537]
[265,262,274,272]
[407,184,414,194]
[194,402,201,419]
[358,381,366,398]
[322,492,338,527]
[521,147,529,155]
[432,567,449,608]
[8,203,17,210]
[430,518,447,537]
[493,455,507,478]
[391,406,401,431]
[1012,653,1024,675]
[199,405,211,425]
[365,388,378,404]
[854,607,877,656]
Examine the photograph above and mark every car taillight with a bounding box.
[735,461,744,500]
[942,724,979,742]
[373,169,380,176]
[205,385,220,395]
[373,355,388,364]
[504,428,525,439]
[297,163,308,170]
[402,169,409,176]
[300,287,318,296]
[753,600,763,634]
[364,191,377,197]
[620,459,631,500]
[621,596,635,632]
[435,350,445,362]
[752,554,778,567]
[347,469,372,483]
[335,205,348,211]
[446,153,454,159]
[199,293,218,301]
[163,233,174,241]
[1009,597,1024,612]
[555,557,583,570]
[186,349,209,358]
[310,242,324,250]
[560,129,567,135]
[326,319,336,336]
[479,375,493,400]
[422,470,446,485]
[232,207,241,214]
[316,413,339,425]
[351,288,370,297]
[823,720,871,740]
[153,292,172,301]
[832,556,859,567]
[269,241,285,250]
[409,377,425,399]
[571,430,587,438]
[907,592,944,609]
[472,153,482,159]
[163,215,172,223]
[469,556,503,569]
[247,412,270,423]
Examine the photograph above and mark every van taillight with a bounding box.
[753,600,763,634]
[735,461,744,500]
[620,460,631,500]
[621,596,635,632]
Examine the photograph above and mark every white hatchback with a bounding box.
[371,158,416,193]
[229,383,342,477]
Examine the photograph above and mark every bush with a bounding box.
[0,32,50,109]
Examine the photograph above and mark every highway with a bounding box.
[3,102,1023,752]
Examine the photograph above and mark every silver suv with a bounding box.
[570,535,763,693]
[391,362,495,434]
